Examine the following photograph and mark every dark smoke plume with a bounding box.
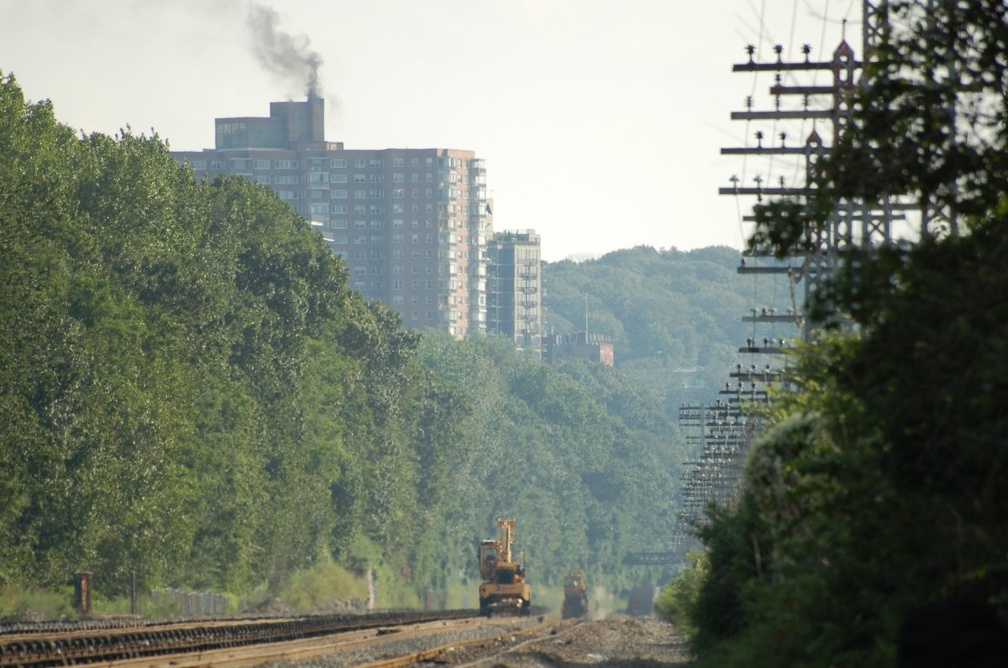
[247,3,323,98]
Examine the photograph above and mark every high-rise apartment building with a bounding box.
[486,230,542,352]
[171,97,491,339]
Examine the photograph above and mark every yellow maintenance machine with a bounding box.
[478,518,531,616]
[561,570,589,619]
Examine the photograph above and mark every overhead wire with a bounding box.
[734,0,768,247]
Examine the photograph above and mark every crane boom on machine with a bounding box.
[478,518,531,616]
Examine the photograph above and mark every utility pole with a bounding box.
[637,2,932,568]
[674,11,888,544]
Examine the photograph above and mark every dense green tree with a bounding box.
[0,72,392,594]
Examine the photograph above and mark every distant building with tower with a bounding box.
[171,97,494,340]
[542,332,615,367]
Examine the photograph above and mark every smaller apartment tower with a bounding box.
[171,98,490,340]
[486,230,542,352]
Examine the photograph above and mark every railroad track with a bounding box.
[0,609,478,667]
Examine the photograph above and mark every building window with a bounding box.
[274,159,298,169]
[392,189,405,199]
[210,161,223,170]
[276,175,298,185]
[331,204,348,214]
[393,158,404,168]
[369,189,384,199]
[255,175,271,185]
[354,159,366,168]
[354,189,366,199]
[369,174,384,183]
[331,189,348,198]
[331,218,347,228]
[369,159,383,168]
[353,220,366,230]
[332,173,347,183]
[254,159,270,169]
[393,173,404,183]
[331,158,347,168]
[353,174,366,183]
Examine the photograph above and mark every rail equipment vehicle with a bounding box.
[478,518,531,616]
[561,569,589,619]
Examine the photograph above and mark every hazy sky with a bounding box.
[1,1,860,261]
